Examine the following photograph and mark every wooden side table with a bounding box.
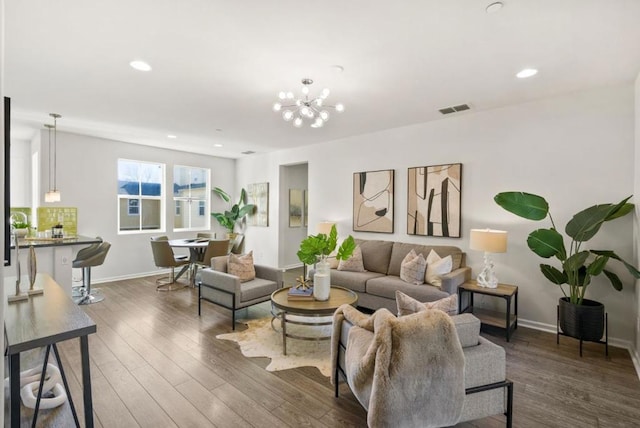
[458,280,518,342]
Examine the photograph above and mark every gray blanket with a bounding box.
[331,305,465,428]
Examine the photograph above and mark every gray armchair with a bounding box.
[332,305,513,428]
[198,255,283,329]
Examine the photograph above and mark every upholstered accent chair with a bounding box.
[332,305,513,428]
[150,237,190,291]
[198,255,283,329]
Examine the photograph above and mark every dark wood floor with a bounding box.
[19,273,640,427]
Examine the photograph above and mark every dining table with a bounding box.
[168,238,210,285]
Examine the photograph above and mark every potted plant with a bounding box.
[10,212,30,238]
[494,191,640,341]
[211,187,256,241]
[297,224,356,301]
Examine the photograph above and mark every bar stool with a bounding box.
[72,237,102,298]
[73,242,111,305]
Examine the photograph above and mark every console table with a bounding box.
[4,273,96,427]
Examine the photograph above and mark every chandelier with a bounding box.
[273,78,344,128]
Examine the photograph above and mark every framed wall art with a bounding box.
[247,182,269,227]
[407,163,462,238]
[289,188,303,227]
[353,169,394,233]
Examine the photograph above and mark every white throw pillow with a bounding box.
[399,249,426,285]
[395,290,459,317]
[337,246,366,272]
[425,250,453,287]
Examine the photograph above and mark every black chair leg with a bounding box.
[506,380,513,428]
[198,285,202,316]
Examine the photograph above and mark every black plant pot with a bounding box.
[558,297,604,341]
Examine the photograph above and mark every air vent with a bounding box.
[241,150,255,155]
[439,104,471,115]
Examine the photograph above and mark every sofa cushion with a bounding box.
[366,275,449,302]
[399,249,426,285]
[388,243,463,276]
[425,250,453,287]
[355,239,394,274]
[330,270,385,293]
[240,277,278,302]
[395,290,459,316]
[338,245,366,272]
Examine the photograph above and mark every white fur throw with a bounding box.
[331,305,465,428]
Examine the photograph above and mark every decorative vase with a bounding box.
[313,258,331,301]
[559,297,604,341]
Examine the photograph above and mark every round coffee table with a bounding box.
[270,286,358,355]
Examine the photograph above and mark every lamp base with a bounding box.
[477,252,499,288]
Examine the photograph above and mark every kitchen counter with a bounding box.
[12,234,102,249]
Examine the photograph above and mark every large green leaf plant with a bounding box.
[211,187,256,233]
[297,225,356,266]
[494,192,640,305]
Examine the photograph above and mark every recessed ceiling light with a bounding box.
[331,65,344,73]
[213,143,223,147]
[486,2,503,14]
[130,60,152,71]
[167,134,177,139]
[516,68,538,79]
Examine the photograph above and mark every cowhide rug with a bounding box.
[216,315,332,377]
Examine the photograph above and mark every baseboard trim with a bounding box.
[518,318,640,380]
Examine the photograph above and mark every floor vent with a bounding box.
[439,104,471,115]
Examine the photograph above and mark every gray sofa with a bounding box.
[334,308,513,427]
[321,239,471,312]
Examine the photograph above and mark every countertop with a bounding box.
[11,234,102,249]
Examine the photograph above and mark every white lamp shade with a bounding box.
[469,229,507,253]
[44,190,61,203]
[316,221,336,235]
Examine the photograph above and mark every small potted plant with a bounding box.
[211,187,256,241]
[297,224,355,301]
[494,191,640,341]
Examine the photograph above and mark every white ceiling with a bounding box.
[5,0,640,158]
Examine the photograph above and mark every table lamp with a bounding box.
[316,221,336,235]
[469,228,508,288]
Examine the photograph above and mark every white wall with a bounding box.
[37,131,235,281]
[9,138,30,206]
[237,83,639,344]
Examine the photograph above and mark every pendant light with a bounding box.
[44,113,62,203]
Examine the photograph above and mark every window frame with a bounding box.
[117,159,165,234]
[172,165,211,232]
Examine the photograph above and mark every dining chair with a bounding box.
[197,232,216,239]
[150,238,190,291]
[193,239,230,284]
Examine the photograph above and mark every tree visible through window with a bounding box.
[173,165,210,230]
[118,159,164,232]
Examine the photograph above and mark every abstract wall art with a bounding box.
[353,169,394,233]
[407,163,462,238]
[247,182,269,227]
[289,188,303,228]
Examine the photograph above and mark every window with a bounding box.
[128,199,139,215]
[173,165,210,230]
[118,159,164,232]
